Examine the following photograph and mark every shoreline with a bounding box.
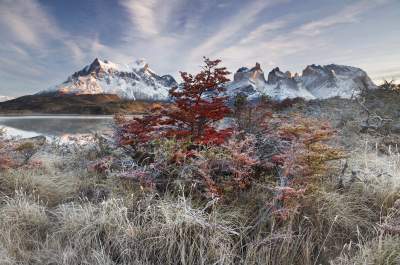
[0,113,115,117]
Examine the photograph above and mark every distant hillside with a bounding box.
[0,94,166,115]
[0,95,14,102]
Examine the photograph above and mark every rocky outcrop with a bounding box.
[302,64,377,99]
[226,63,377,100]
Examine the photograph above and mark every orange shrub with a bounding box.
[262,115,345,219]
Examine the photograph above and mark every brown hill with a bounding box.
[0,94,166,115]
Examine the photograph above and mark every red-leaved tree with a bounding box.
[114,106,164,145]
[164,57,232,144]
[116,57,232,145]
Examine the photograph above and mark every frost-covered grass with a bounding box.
[1,135,400,264]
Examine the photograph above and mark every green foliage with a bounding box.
[15,142,35,152]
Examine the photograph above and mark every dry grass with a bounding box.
[335,235,400,265]
[330,149,400,265]
[0,191,49,263]
[0,168,79,206]
[1,136,400,264]
[345,146,400,213]
[0,191,240,265]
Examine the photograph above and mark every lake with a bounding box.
[0,116,114,138]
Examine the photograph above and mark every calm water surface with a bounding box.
[0,116,114,138]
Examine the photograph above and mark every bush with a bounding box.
[379,79,400,91]
[15,142,35,152]
[232,94,272,133]
[110,133,258,199]
[251,114,345,220]
[271,97,305,111]
[0,133,15,170]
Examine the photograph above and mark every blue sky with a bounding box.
[0,0,399,97]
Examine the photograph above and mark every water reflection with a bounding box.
[0,116,113,138]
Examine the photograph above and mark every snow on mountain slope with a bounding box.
[40,58,177,101]
[38,58,376,102]
[226,63,376,100]
[302,64,377,99]
[0,96,14,102]
[226,63,268,100]
[226,63,314,100]
[265,67,315,100]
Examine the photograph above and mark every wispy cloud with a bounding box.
[0,0,399,96]
[121,0,188,39]
[239,17,293,45]
[0,0,53,47]
[0,0,87,64]
[121,0,161,37]
[188,0,287,62]
[210,0,391,72]
[296,0,387,36]
[0,0,113,95]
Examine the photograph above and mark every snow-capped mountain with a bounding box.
[38,58,376,102]
[226,63,377,100]
[0,95,14,102]
[301,64,377,99]
[40,58,177,100]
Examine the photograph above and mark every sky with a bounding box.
[0,0,399,97]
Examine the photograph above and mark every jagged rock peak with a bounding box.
[134,59,149,70]
[251,62,262,71]
[227,62,377,101]
[92,58,101,66]
[233,62,266,83]
[301,64,377,98]
[40,58,177,101]
[302,64,325,76]
[267,67,288,84]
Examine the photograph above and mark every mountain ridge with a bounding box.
[226,63,377,101]
[38,58,377,102]
[40,58,177,101]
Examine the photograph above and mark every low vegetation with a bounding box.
[1,60,400,264]
[379,79,400,91]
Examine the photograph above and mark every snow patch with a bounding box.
[0,96,14,102]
